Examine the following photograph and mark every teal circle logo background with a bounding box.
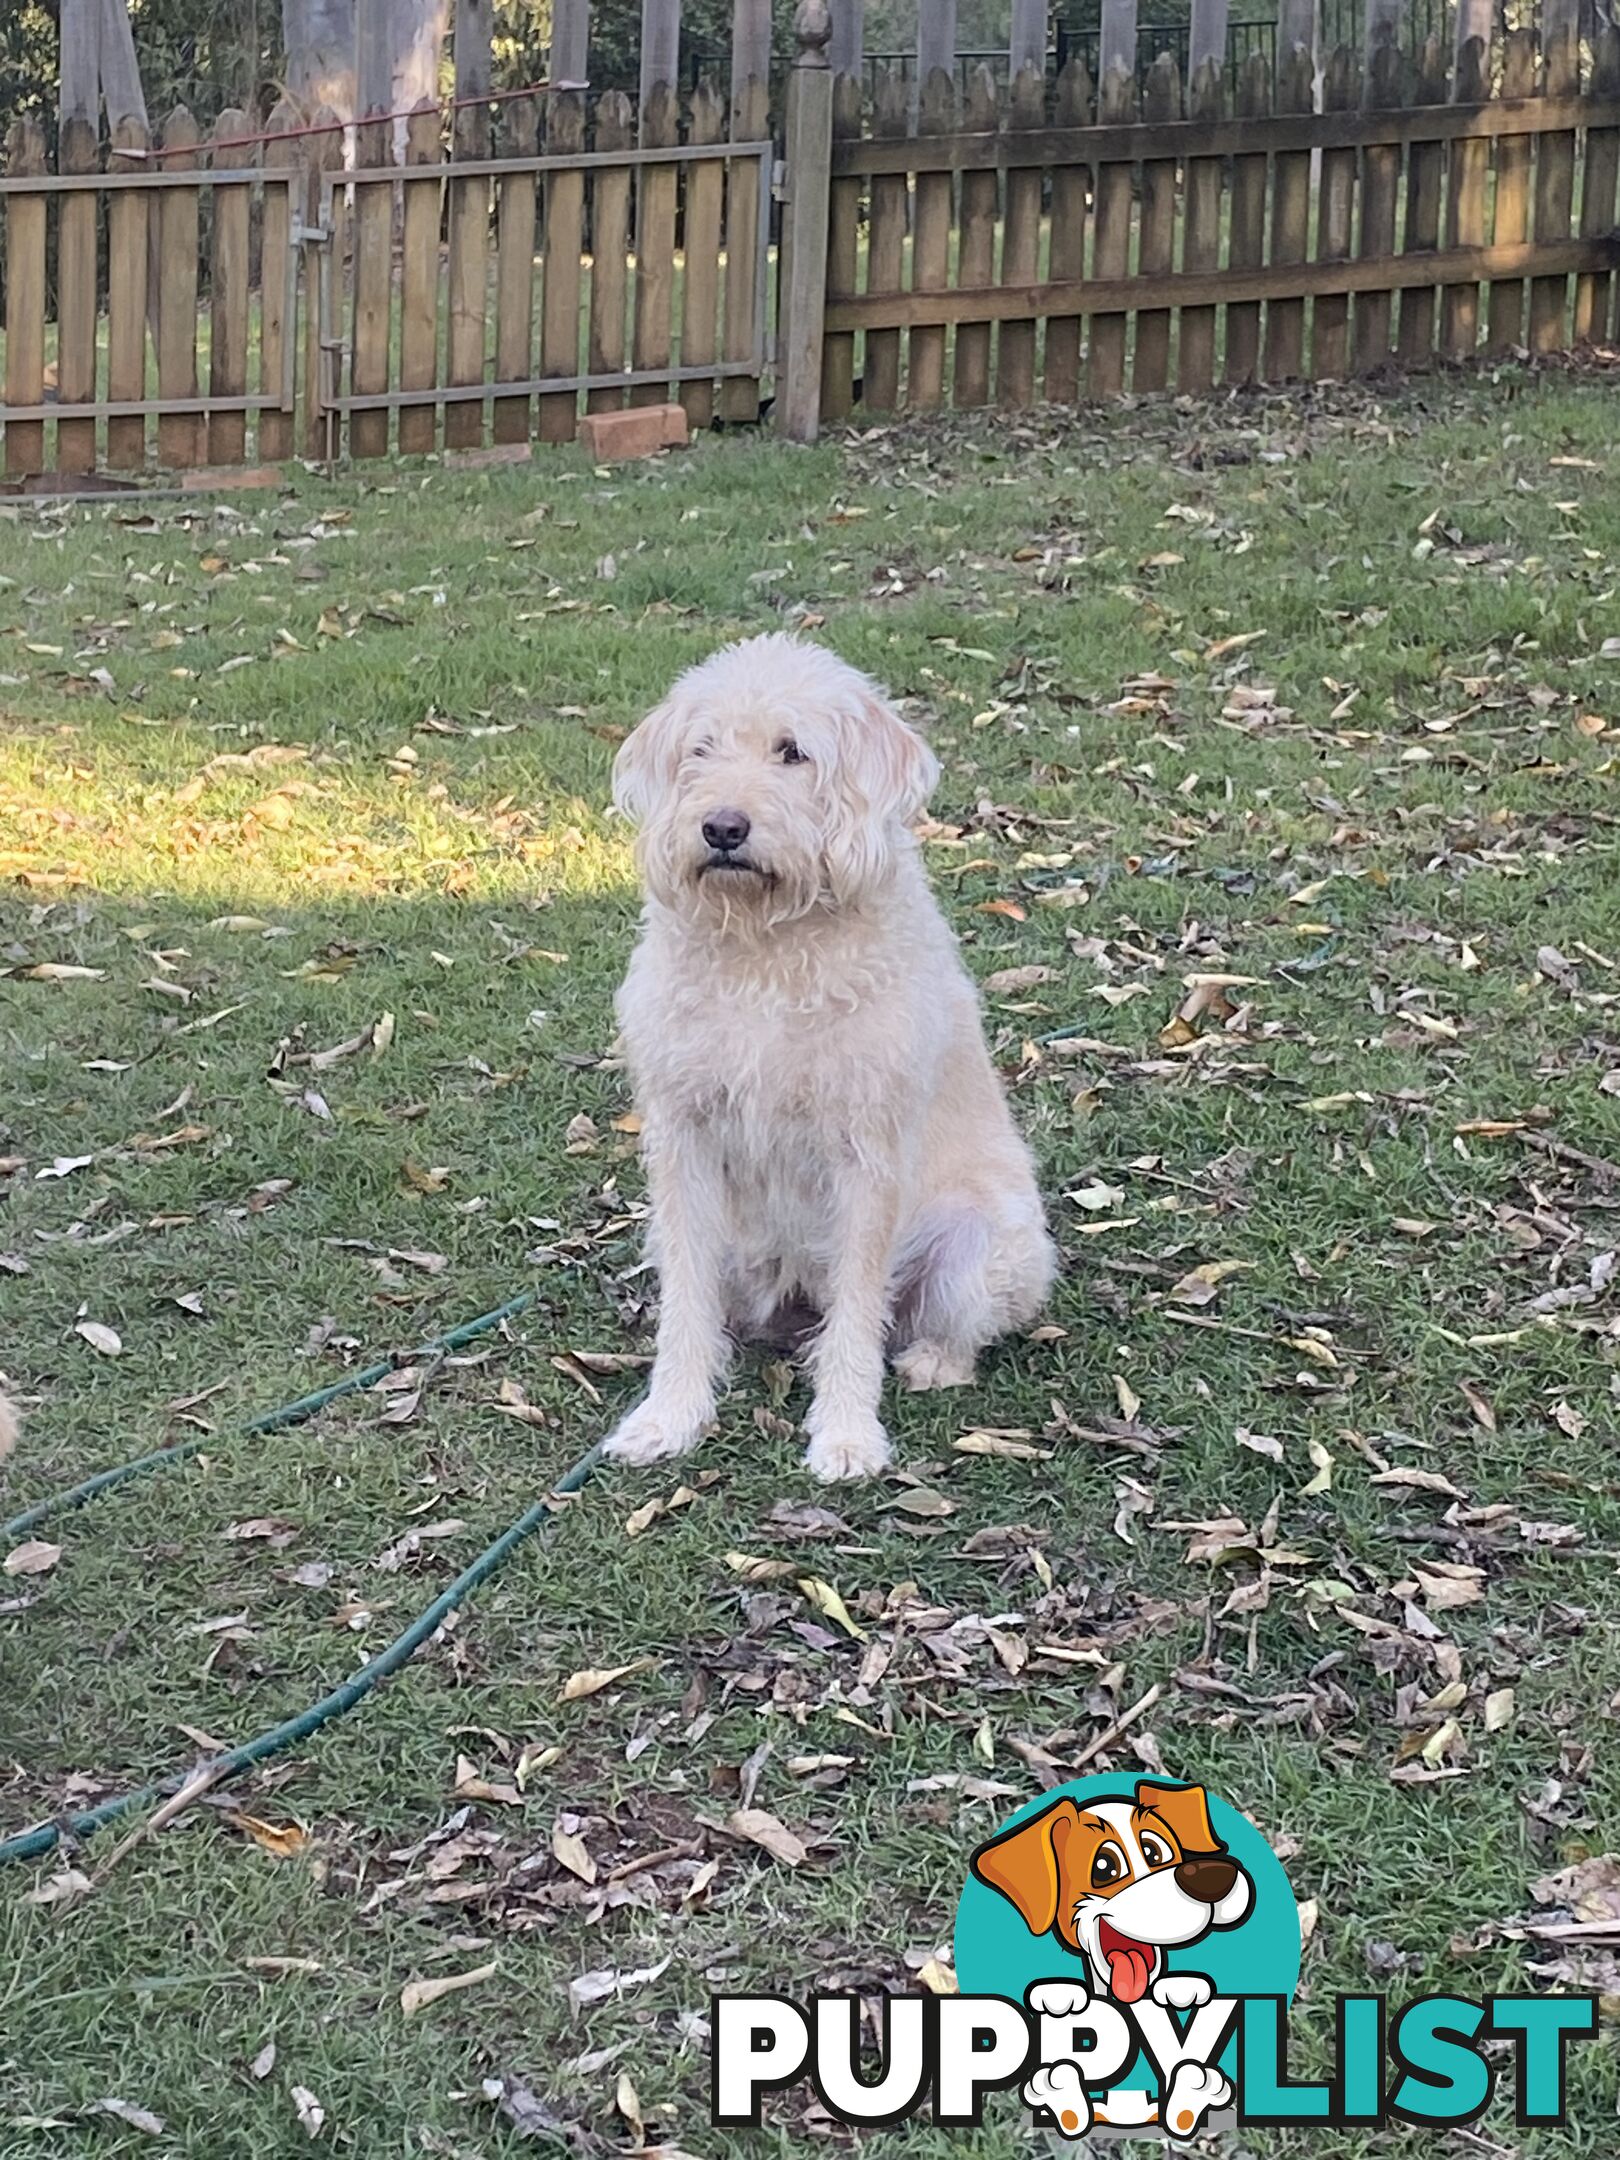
[953,1779,1301,2093]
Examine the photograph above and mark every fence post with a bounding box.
[778,0,835,442]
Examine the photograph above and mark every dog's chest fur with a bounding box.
[618,891,964,1295]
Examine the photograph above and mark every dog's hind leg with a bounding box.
[892,1204,994,1391]
[605,1123,732,1466]
[892,1198,1055,1392]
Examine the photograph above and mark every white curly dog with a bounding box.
[603,634,1055,1483]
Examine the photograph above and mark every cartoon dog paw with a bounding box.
[1151,1972,1214,2013]
[1161,2061,1233,2143]
[1025,1980,1094,2019]
[1023,2062,1093,2139]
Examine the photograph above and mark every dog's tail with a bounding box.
[0,1387,18,1463]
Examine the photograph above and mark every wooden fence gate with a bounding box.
[310,117,775,461]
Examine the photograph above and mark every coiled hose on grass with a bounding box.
[0,1293,605,1868]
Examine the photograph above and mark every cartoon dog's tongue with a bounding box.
[1098,1920,1156,2004]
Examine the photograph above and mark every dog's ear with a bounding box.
[1136,1781,1224,1857]
[971,1799,1082,1938]
[612,698,682,823]
[853,687,940,825]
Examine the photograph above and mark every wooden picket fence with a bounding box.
[4,0,1620,478]
[2,103,307,477]
[821,19,1620,417]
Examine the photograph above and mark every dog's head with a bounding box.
[971,1783,1253,2005]
[611,634,938,925]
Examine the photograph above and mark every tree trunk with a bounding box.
[283,0,358,122]
[392,0,449,115]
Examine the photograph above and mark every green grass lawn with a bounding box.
[2,365,1620,2156]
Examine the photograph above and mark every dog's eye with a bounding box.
[777,738,809,766]
[1090,1843,1128,1889]
[690,743,711,761]
[1140,1834,1173,1869]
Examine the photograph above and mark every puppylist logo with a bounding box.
[711,1777,1597,2142]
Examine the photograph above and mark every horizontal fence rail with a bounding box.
[829,94,1620,170]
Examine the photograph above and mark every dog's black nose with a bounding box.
[1175,1856,1239,1903]
[702,809,751,853]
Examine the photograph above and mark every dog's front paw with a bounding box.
[803,1413,891,1483]
[1027,1980,1094,2018]
[1151,1972,1214,2013]
[603,1400,709,1467]
[894,1339,977,1392]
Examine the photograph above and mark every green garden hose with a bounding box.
[1,1291,539,1546]
[0,1292,611,1869]
[0,1441,603,1867]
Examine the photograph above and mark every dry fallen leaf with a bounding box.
[1413,1563,1487,1611]
[559,1656,660,1702]
[1300,1439,1335,1497]
[2,1528,67,1585]
[1459,1382,1497,1433]
[400,1959,498,2019]
[1168,1259,1252,1307]
[1484,1687,1516,1733]
[551,1823,597,1884]
[89,2099,165,2136]
[727,1808,809,1867]
[224,1812,310,1859]
[453,1754,523,1807]
[614,2071,645,2144]
[624,1484,699,1538]
[74,1320,123,1357]
[982,964,1059,994]
[797,1576,866,1640]
[954,1429,1050,1461]
[23,1867,95,1909]
[724,1551,798,1583]
[290,2085,325,2139]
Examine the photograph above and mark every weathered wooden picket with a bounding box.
[3,0,1620,478]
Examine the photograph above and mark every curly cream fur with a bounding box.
[605,634,1056,1483]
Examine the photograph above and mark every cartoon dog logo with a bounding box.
[969,1781,1253,2006]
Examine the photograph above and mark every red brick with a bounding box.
[579,402,691,463]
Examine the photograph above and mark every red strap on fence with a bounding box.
[123,77,571,161]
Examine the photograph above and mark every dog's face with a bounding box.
[612,634,939,924]
[971,1783,1254,2005]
